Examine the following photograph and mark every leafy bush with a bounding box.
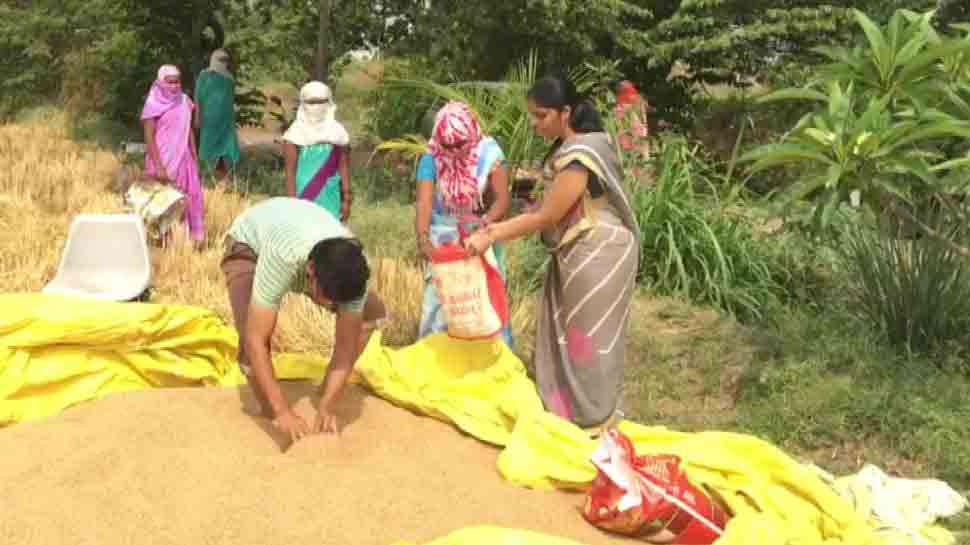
[364,57,445,141]
[840,211,970,355]
[223,7,310,88]
[61,30,160,128]
[737,6,970,359]
[633,137,794,320]
[353,161,415,205]
[372,53,611,179]
[378,56,552,165]
[692,88,809,195]
[0,2,104,119]
[741,9,970,236]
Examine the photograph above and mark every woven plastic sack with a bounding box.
[583,428,729,544]
[124,179,186,242]
[429,239,509,340]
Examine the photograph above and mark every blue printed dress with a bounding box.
[416,137,514,348]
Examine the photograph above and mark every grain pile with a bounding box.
[0,384,628,545]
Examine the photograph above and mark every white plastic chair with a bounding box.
[43,213,152,302]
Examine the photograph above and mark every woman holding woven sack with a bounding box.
[415,101,514,348]
[464,76,640,431]
[282,81,352,223]
[141,64,206,248]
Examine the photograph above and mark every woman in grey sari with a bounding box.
[464,75,640,430]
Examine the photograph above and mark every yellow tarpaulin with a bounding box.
[0,293,961,545]
[0,293,326,425]
[353,316,961,545]
[354,331,544,446]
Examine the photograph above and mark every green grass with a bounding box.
[736,303,970,488]
[352,162,414,205]
[840,214,970,356]
[13,105,65,125]
[346,197,415,260]
[630,137,802,321]
[622,292,970,532]
[622,294,752,431]
[215,147,285,196]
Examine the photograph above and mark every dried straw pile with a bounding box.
[0,112,427,351]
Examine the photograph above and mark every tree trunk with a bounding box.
[187,0,210,94]
[208,13,226,52]
[315,0,332,83]
[187,3,225,95]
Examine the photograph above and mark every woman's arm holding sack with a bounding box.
[483,163,512,225]
[415,180,435,260]
[189,122,199,162]
[466,167,588,254]
[142,118,169,183]
[415,154,436,260]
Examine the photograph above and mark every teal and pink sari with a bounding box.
[294,143,345,220]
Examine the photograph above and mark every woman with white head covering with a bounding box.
[282,81,352,223]
[194,48,240,180]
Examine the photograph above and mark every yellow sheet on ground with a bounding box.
[0,294,959,545]
[355,330,958,545]
[0,293,326,426]
[354,331,544,446]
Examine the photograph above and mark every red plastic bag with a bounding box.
[582,429,730,544]
[429,217,509,340]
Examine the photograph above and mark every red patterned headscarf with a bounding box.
[428,101,484,213]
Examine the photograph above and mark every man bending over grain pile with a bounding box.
[221,197,386,442]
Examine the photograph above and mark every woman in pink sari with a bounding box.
[141,64,206,247]
[613,80,654,177]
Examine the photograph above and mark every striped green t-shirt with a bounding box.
[227,197,366,313]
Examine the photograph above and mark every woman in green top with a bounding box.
[194,49,241,180]
[282,81,352,223]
